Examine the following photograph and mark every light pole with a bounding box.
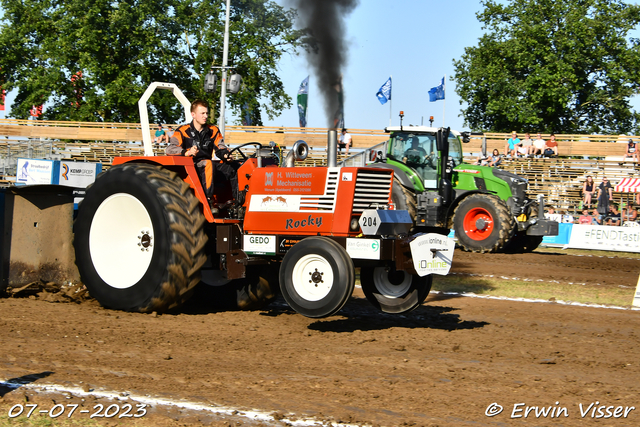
[218,0,231,136]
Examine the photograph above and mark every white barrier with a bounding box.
[568,224,640,253]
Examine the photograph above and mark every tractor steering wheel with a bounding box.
[229,142,263,161]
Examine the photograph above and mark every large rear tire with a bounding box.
[360,267,432,314]
[391,177,417,219]
[74,163,207,313]
[453,194,515,253]
[279,237,354,318]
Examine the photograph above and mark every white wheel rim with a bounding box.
[291,254,334,301]
[372,267,412,298]
[89,193,155,289]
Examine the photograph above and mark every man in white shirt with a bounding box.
[339,128,352,155]
[532,132,546,157]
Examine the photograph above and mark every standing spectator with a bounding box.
[596,176,614,219]
[582,175,595,209]
[607,204,621,226]
[532,132,546,157]
[518,132,534,156]
[543,133,558,157]
[624,138,638,162]
[504,131,520,157]
[578,209,593,224]
[153,124,166,144]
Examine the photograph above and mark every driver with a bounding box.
[166,99,238,214]
[402,136,434,166]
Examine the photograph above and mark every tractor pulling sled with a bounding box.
[72,84,456,318]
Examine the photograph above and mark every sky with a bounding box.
[262,0,486,132]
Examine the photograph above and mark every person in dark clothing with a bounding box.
[596,176,613,219]
[166,99,238,214]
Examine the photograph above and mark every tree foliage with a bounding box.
[0,0,305,125]
[453,0,640,134]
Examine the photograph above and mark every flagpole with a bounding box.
[442,74,446,127]
[389,75,392,127]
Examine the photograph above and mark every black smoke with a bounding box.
[288,0,359,128]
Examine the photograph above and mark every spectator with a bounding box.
[607,204,621,226]
[559,210,574,223]
[475,149,502,167]
[624,138,638,162]
[532,132,546,157]
[338,128,352,155]
[165,126,174,144]
[518,132,534,157]
[582,175,595,209]
[544,133,558,157]
[622,204,638,223]
[592,208,602,225]
[596,176,613,219]
[578,209,592,224]
[153,124,166,144]
[504,131,520,157]
[545,207,562,222]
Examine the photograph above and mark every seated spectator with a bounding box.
[578,209,592,224]
[624,138,638,162]
[532,133,546,157]
[592,208,602,225]
[153,124,166,144]
[622,204,638,223]
[582,175,595,209]
[475,149,502,167]
[545,207,562,222]
[559,210,574,223]
[504,131,520,157]
[606,204,621,226]
[543,133,558,157]
[518,132,534,157]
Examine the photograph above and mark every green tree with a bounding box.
[0,0,305,125]
[453,0,640,134]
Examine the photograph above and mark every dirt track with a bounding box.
[1,250,640,426]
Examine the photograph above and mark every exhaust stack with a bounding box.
[327,130,338,167]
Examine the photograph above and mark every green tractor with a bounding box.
[366,125,558,253]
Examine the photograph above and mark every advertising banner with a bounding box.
[16,158,57,185]
[58,161,102,188]
[568,224,640,253]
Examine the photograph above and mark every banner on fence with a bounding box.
[568,224,640,253]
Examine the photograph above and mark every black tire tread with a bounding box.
[453,193,515,253]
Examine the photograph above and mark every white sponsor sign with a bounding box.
[409,233,455,276]
[568,224,640,253]
[16,158,55,185]
[248,194,301,212]
[58,161,100,188]
[243,235,276,255]
[346,238,380,260]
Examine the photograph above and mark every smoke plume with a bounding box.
[289,0,359,128]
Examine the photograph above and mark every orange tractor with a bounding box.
[73,83,455,318]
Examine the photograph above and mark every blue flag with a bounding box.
[376,77,392,105]
[428,77,445,102]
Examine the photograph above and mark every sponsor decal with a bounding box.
[341,172,353,181]
[457,169,481,174]
[409,233,455,276]
[346,238,381,260]
[285,215,323,230]
[279,238,302,253]
[265,172,273,186]
[243,235,276,255]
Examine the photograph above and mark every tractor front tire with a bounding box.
[280,237,355,318]
[453,194,515,253]
[74,163,207,313]
[360,267,432,314]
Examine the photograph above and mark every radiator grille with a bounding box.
[352,169,393,213]
[299,170,339,210]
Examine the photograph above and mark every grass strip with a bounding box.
[432,275,635,307]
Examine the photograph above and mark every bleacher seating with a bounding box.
[1,120,639,213]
